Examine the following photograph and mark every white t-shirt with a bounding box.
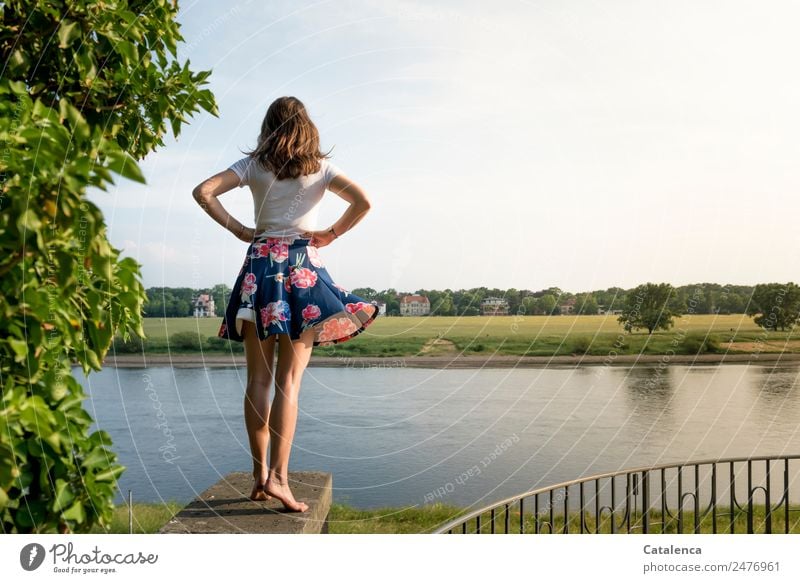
[227,156,343,238]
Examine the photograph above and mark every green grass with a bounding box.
[90,501,800,534]
[455,503,800,534]
[327,502,465,533]
[90,501,184,534]
[115,315,800,358]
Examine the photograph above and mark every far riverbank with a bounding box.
[100,351,800,369]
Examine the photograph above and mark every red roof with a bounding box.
[400,294,429,304]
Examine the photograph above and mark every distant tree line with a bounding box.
[145,283,799,334]
[349,283,760,318]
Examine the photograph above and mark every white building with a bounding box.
[399,294,430,316]
[481,296,509,315]
[193,293,216,318]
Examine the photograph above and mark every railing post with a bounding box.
[610,476,616,534]
[729,461,736,534]
[784,458,790,534]
[625,473,631,533]
[580,482,586,534]
[642,471,649,534]
[711,463,717,534]
[678,465,683,534]
[694,464,700,534]
[595,479,600,534]
[747,459,754,534]
[765,459,772,534]
[661,468,667,534]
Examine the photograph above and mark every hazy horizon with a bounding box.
[87,1,800,293]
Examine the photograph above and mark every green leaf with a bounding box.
[53,479,74,511]
[116,41,138,64]
[59,98,90,141]
[9,338,28,361]
[62,500,86,524]
[81,448,111,470]
[58,20,80,49]
[95,464,125,483]
[104,148,145,184]
[16,209,42,233]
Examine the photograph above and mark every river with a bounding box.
[74,362,800,510]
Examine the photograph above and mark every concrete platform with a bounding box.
[159,471,332,534]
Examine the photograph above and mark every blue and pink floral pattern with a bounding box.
[218,235,379,346]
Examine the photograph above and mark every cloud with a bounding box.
[143,242,180,264]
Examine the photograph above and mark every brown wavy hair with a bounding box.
[243,96,332,180]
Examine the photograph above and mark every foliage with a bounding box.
[746,283,800,332]
[170,331,202,351]
[145,287,200,318]
[617,283,681,334]
[0,0,217,533]
[569,336,593,354]
[680,332,720,354]
[111,333,148,354]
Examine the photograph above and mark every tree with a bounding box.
[617,283,680,334]
[536,294,557,315]
[0,0,217,533]
[716,286,747,314]
[520,296,537,315]
[210,283,232,316]
[746,283,800,331]
[574,293,599,315]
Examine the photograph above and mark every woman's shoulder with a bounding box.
[319,157,343,186]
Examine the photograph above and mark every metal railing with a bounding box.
[435,455,800,534]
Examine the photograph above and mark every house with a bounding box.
[376,301,387,315]
[399,294,430,316]
[598,305,623,316]
[193,293,216,318]
[480,296,509,316]
[558,297,577,315]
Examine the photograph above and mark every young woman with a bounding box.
[192,96,379,512]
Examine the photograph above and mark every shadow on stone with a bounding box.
[160,471,332,534]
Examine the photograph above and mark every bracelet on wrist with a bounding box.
[329,226,339,239]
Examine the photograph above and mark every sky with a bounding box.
[87,0,800,294]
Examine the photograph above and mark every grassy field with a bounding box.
[115,314,800,358]
[92,500,800,534]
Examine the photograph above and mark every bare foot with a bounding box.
[249,479,272,502]
[264,478,309,512]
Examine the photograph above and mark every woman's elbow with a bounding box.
[192,184,209,202]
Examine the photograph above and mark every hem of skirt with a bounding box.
[312,302,381,347]
[217,303,380,345]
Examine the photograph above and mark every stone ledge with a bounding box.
[159,471,331,534]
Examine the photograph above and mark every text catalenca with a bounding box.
[643,544,701,555]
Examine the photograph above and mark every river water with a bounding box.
[74,362,800,510]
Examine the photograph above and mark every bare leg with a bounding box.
[242,320,277,501]
[265,327,315,512]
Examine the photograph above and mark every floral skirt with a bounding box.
[217,235,380,346]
